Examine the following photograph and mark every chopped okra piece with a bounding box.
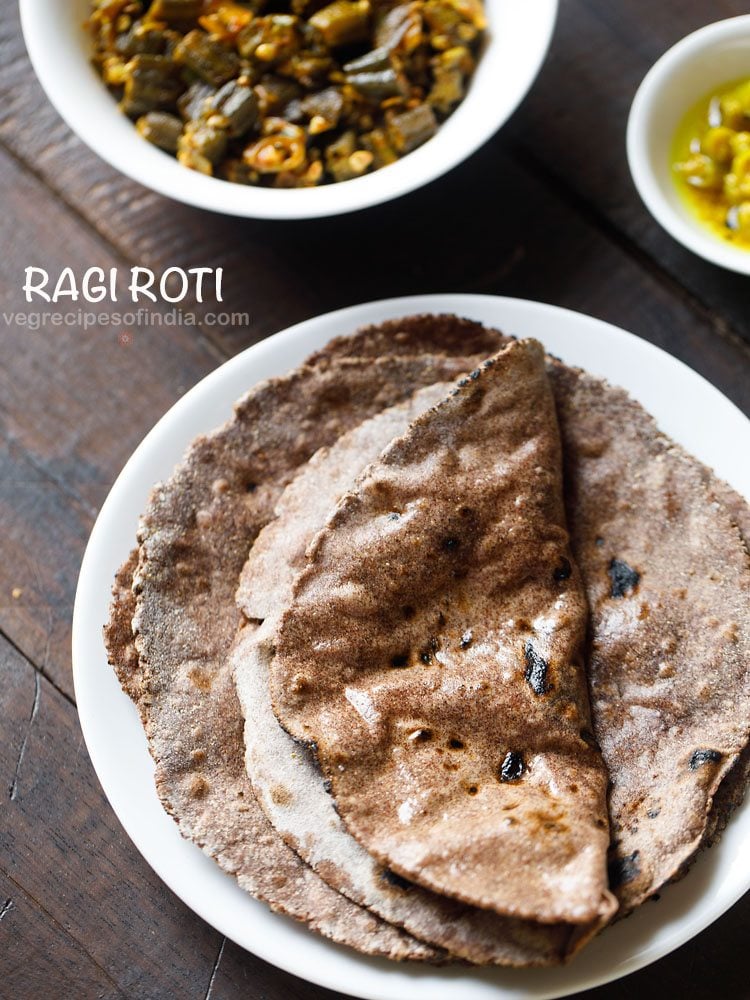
[387,102,438,153]
[300,87,344,131]
[325,129,373,180]
[427,45,473,112]
[237,15,301,63]
[120,54,182,117]
[115,24,171,57]
[178,119,229,173]
[206,80,260,136]
[343,45,392,74]
[346,68,408,100]
[310,0,371,47]
[360,126,398,167]
[178,80,216,120]
[173,30,241,85]
[254,76,303,116]
[374,3,422,53]
[136,110,184,152]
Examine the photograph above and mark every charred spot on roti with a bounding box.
[391,653,409,668]
[381,868,413,891]
[448,738,465,750]
[608,558,640,598]
[524,642,550,696]
[553,558,572,581]
[499,751,525,783]
[441,536,460,551]
[608,851,641,889]
[689,749,723,770]
[419,637,439,664]
[408,728,433,743]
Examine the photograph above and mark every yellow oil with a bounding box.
[671,78,750,250]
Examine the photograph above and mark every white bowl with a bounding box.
[21,0,557,220]
[627,15,750,275]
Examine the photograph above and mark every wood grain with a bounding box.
[1,636,224,998]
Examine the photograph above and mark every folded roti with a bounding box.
[234,381,602,964]
[105,316,502,957]
[550,362,750,913]
[271,339,617,926]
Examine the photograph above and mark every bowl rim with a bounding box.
[627,13,750,275]
[20,0,558,220]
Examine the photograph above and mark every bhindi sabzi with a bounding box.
[87,0,486,187]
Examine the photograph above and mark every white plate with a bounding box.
[73,294,750,1000]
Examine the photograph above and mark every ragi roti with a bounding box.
[105,316,502,956]
[105,555,436,960]
[550,362,750,912]
[271,340,617,927]
[234,381,602,964]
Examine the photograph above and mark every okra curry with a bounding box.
[87,0,486,187]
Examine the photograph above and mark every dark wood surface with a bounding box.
[1,0,748,997]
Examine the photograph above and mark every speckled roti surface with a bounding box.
[234,383,600,965]
[106,559,436,961]
[272,339,617,927]
[235,381,453,621]
[551,362,750,914]
[105,316,504,958]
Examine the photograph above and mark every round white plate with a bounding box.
[73,294,750,1000]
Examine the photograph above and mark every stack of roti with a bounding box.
[105,315,750,967]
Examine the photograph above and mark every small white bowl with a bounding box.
[21,0,556,220]
[627,15,750,275]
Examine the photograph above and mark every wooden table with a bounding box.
[2,1,748,997]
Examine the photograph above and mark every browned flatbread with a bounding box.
[105,308,750,957]
[104,550,144,712]
[271,340,617,927]
[304,314,505,366]
[105,558,437,960]
[234,384,603,965]
[550,362,750,913]
[106,317,503,956]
